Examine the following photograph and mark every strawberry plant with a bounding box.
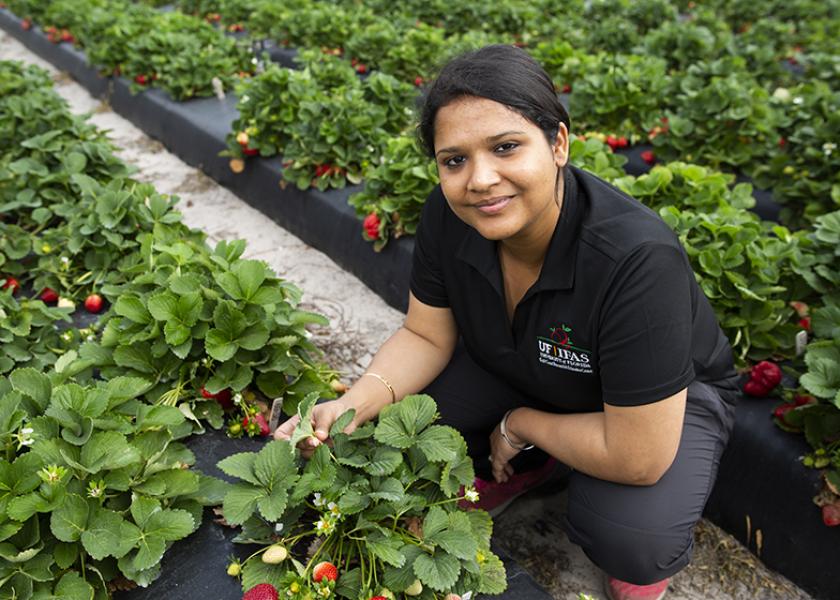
[568,53,670,138]
[651,57,778,169]
[0,366,229,596]
[659,204,808,364]
[641,20,730,72]
[219,394,506,599]
[614,161,756,214]
[746,82,840,224]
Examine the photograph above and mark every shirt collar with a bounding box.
[454,167,583,296]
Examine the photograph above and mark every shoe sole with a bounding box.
[487,462,571,518]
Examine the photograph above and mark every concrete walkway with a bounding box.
[0,31,813,600]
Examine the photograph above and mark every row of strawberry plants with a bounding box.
[5,0,256,100]
[6,0,837,224]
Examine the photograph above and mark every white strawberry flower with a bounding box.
[312,492,325,507]
[16,425,35,449]
[327,501,341,516]
[822,142,836,156]
[275,522,284,533]
[233,393,243,405]
[464,487,479,503]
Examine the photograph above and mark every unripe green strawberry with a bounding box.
[227,561,241,576]
[404,580,423,596]
[261,544,288,564]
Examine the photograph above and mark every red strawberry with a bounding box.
[242,583,279,600]
[640,150,656,165]
[60,29,73,43]
[228,23,244,32]
[254,413,270,436]
[772,403,796,421]
[200,387,233,410]
[355,63,368,74]
[561,83,572,93]
[778,137,787,148]
[312,561,338,583]
[363,213,381,240]
[414,76,424,86]
[743,380,766,397]
[134,74,148,85]
[798,316,811,331]
[84,293,104,313]
[39,288,59,303]
[243,147,259,157]
[369,597,388,600]
[314,164,331,178]
[794,394,814,407]
[2,276,20,294]
[21,18,32,30]
[822,503,840,527]
[617,136,629,148]
[605,135,619,151]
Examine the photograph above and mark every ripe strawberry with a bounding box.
[2,276,20,294]
[39,288,59,303]
[617,136,629,148]
[254,414,270,436]
[363,213,381,240]
[21,18,32,30]
[414,76,424,86]
[355,63,367,74]
[798,316,811,331]
[369,597,387,600]
[134,74,148,85]
[561,83,572,93]
[314,164,332,178]
[84,293,104,313]
[605,135,619,151]
[261,544,288,564]
[60,29,73,43]
[242,583,278,600]
[312,561,338,583]
[243,147,259,157]
[794,394,814,407]
[228,23,244,32]
[772,403,795,422]
[640,150,656,165]
[778,137,787,148]
[822,503,840,527]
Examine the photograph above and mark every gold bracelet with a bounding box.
[500,410,534,451]
[362,372,396,404]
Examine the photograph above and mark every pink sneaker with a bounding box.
[604,575,669,600]
[461,458,559,517]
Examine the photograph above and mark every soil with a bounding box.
[0,30,814,600]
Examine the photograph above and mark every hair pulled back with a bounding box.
[417,44,571,158]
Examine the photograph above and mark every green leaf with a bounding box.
[222,483,263,525]
[54,571,94,599]
[53,542,78,569]
[364,446,403,476]
[147,291,179,322]
[106,377,153,405]
[383,545,423,592]
[413,550,460,591]
[374,394,437,449]
[80,431,140,473]
[288,393,319,451]
[205,329,238,362]
[254,441,297,487]
[329,409,356,438]
[132,533,166,572]
[50,494,89,542]
[366,533,405,567]
[81,508,135,560]
[240,557,287,592]
[478,550,508,594]
[114,295,152,324]
[415,426,459,463]
[234,260,268,301]
[217,452,260,485]
[9,368,51,411]
[145,508,194,541]
[256,486,290,522]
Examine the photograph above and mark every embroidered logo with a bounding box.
[537,324,593,374]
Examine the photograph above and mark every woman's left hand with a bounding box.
[489,418,521,483]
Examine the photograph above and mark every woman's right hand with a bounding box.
[273,399,356,458]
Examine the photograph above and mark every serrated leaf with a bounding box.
[368,477,404,503]
[82,508,135,560]
[50,494,89,542]
[416,425,459,462]
[329,409,356,438]
[366,533,405,567]
[413,550,460,591]
[145,508,194,541]
[477,550,508,594]
[374,394,437,448]
[288,393,319,451]
[9,368,51,411]
[222,483,262,525]
[364,446,402,476]
[80,431,140,473]
[256,486,289,522]
[147,291,179,322]
[114,295,152,324]
[234,260,268,301]
[54,571,94,599]
[105,377,153,405]
[254,441,297,487]
[217,452,260,485]
[240,557,287,591]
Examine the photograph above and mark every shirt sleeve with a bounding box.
[598,243,695,406]
[409,187,450,307]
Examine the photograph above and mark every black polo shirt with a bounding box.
[410,166,736,411]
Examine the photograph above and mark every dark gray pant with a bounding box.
[423,345,739,585]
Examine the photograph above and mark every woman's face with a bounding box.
[433,96,569,244]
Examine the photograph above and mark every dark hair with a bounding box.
[417,44,571,158]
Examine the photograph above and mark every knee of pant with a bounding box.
[564,503,693,585]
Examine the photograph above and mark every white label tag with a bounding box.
[795,330,808,356]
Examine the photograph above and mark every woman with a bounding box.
[276,45,739,600]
